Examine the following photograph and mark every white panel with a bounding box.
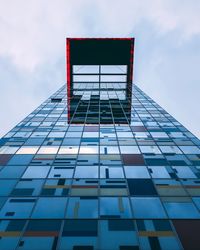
[101,65,127,74]
[73,75,99,82]
[100,75,126,82]
[73,65,99,74]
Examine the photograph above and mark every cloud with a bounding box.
[0,0,200,138]
[0,0,200,71]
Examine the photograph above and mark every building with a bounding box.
[0,38,200,250]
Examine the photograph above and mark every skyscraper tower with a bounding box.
[0,38,200,250]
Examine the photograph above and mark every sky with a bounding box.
[0,0,200,138]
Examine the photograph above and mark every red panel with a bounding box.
[66,38,71,122]
[129,38,134,84]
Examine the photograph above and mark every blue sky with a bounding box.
[0,0,200,138]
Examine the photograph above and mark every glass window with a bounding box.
[100,154,122,165]
[71,179,98,196]
[24,138,45,146]
[16,146,39,154]
[100,137,118,146]
[11,179,44,196]
[31,132,49,138]
[73,75,99,82]
[48,166,74,179]
[0,146,19,154]
[150,132,169,138]
[41,179,71,196]
[7,154,34,165]
[74,166,98,178]
[58,146,79,154]
[79,146,98,154]
[169,132,186,138]
[100,197,132,218]
[117,132,133,138]
[32,198,67,218]
[65,132,82,138]
[82,132,99,138]
[131,197,167,218]
[148,166,171,178]
[99,220,138,250]
[163,198,200,219]
[181,179,200,196]
[144,154,168,166]
[100,74,126,82]
[48,132,65,138]
[23,220,61,246]
[172,166,196,178]
[0,220,26,249]
[60,220,98,249]
[165,154,192,166]
[193,197,200,210]
[0,198,35,218]
[0,165,26,179]
[133,132,151,138]
[100,166,124,178]
[13,132,32,138]
[179,146,200,154]
[22,166,50,179]
[186,155,200,166]
[0,180,17,195]
[62,138,81,146]
[73,65,99,74]
[137,219,181,250]
[127,179,157,196]
[122,154,145,166]
[159,146,182,154]
[101,65,127,74]
[37,146,59,154]
[139,146,161,154]
[66,197,98,218]
[100,146,119,154]
[120,146,140,154]
[124,166,150,178]
[100,132,116,138]
[0,237,20,250]
[77,154,99,165]
[118,138,137,145]
[100,180,128,196]
[154,179,188,196]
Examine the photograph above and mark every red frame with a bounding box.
[66,38,135,122]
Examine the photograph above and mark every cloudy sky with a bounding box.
[0,0,200,138]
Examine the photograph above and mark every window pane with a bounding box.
[100,197,132,218]
[148,166,171,178]
[16,146,39,154]
[100,166,124,178]
[101,65,127,74]
[124,166,150,178]
[32,198,67,218]
[66,197,98,218]
[120,146,140,154]
[37,146,59,154]
[73,65,99,74]
[131,197,167,218]
[74,166,98,178]
[58,146,79,154]
[22,166,50,179]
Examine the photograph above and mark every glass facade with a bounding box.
[0,38,200,249]
[0,84,200,249]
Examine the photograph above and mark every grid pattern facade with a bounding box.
[0,85,200,250]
